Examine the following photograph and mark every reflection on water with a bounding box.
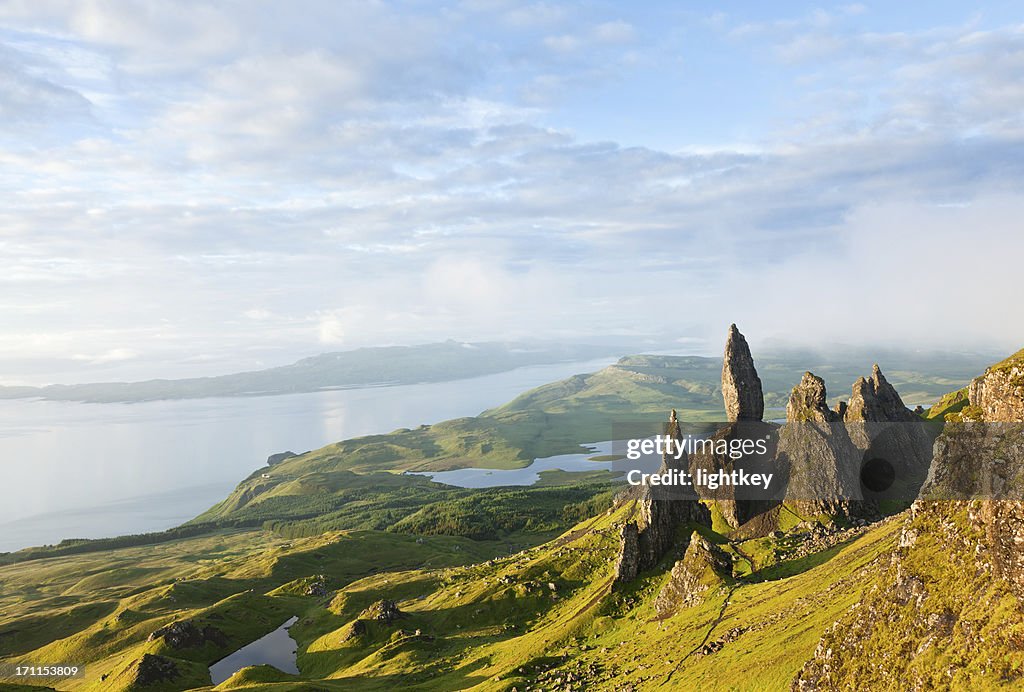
[407,441,621,487]
[209,615,299,685]
[0,358,617,552]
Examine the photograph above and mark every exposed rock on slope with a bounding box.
[779,372,863,518]
[844,364,918,423]
[147,620,228,649]
[614,409,710,582]
[654,531,732,618]
[786,373,839,424]
[795,349,1024,690]
[722,324,764,422]
[134,654,180,686]
[968,348,1024,422]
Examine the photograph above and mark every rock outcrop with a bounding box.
[133,654,180,686]
[786,373,839,424]
[779,372,863,518]
[147,620,228,649]
[843,364,917,423]
[795,348,1024,690]
[654,531,732,618]
[361,599,405,624]
[722,324,764,422]
[967,348,1024,422]
[614,409,710,582]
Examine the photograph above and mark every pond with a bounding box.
[405,441,623,487]
[209,615,299,685]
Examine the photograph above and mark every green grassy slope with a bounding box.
[173,502,902,691]
[0,529,525,690]
[0,348,998,691]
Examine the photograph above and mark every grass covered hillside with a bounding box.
[0,496,904,691]
[0,346,1004,691]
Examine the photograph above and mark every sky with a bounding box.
[2,0,1024,384]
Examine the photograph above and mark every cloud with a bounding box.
[1,4,1024,383]
[592,20,636,44]
[71,347,139,364]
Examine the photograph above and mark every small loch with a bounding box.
[209,616,299,685]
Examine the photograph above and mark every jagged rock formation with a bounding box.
[780,364,935,522]
[613,521,640,581]
[844,364,918,423]
[844,365,934,495]
[654,531,732,617]
[795,349,1024,690]
[614,409,710,582]
[722,324,764,422]
[786,373,839,423]
[779,372,863,518]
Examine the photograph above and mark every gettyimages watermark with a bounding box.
[624,433,774,491]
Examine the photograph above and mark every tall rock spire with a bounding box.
[721,324,764,422]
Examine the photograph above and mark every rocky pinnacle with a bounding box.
[722,324,764,422]
[844,363,916,422]
[787,371,839,423]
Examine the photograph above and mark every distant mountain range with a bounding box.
[0,340,618,403]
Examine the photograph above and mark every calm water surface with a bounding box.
[209,615,299,684]
[0,358,616,552]
[408,441,620,487]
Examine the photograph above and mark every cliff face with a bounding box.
[795,349,1024,691]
